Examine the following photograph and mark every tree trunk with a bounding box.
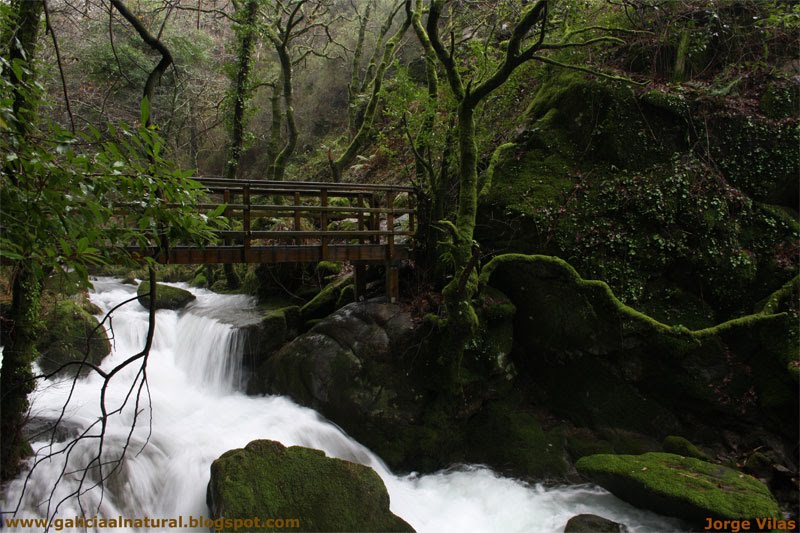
[1,0,44,480]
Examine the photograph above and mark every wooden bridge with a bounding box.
[135,178,417,302]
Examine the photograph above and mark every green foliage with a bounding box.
[537,154,798,316]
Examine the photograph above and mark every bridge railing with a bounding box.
[156,177,416,265]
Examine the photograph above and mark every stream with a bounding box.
[1,278,682,532]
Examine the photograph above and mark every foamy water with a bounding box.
[1,278,683,532]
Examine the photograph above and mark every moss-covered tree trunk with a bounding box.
[1,0,44,479]
[221,0,259,288]
[1,266,41,480]
[269,43,296,182]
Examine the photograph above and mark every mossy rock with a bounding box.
[136,281,196,310]
[207,439,413,532]
[563,514,623,532]
[37,299,111,376]
[190,273,208,288]
[481,254,799,441]
[662,435,710,460]
[300,275,354,323]
[465,402,568,479]
[576,452,781,525]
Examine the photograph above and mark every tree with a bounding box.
[0,0,222,507]
[328,0,408,182]
[262,0,337,181]
[408,0,626,360]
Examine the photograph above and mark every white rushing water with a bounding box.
[2,278,683,532]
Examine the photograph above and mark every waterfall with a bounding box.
[1,278,682,532]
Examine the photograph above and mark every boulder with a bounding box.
[576,452,781,526]
[480,254,799,448]
[136,281,195,310]
[37,299,111,376]
[250,297,518,473]
[564,514,624,532]
[207,439,413,532]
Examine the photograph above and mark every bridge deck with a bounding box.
[132,177,417,301]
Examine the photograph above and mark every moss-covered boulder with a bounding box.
[240,306,300,380]
[481,255,799,443]
[136,281,196,310]
[37,298,111,376]
[576,453,781,525]
[563,514,623,533]
[299,275,354,324]
[476,71,798,321]
[465,402,568,479]
[207,440,412,532]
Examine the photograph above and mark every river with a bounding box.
[1,278,681,532]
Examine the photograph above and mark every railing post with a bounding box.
[320,188,329,260]
[243,184,251,260]
[223,188,231,248]
[294,191,302,245]
[385,189,399,303]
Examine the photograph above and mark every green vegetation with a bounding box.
[576,453,781,524]
[208,440,413,532]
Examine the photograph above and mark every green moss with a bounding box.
[565,429,614,460]
[662,436,710,460]
[756,275,798,315]
[207,440,412,532]
[300,275,354,323]
[466,402,568,479]
[480,254,798,440]
[576,452,781,525]
[37,299,111,376]
[316,261,342,276]
[137,281,196,310]
[191,273,208,288]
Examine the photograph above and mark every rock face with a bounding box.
[563,514,623,533]
[207,439,413,532]
[481,255,798,461]
[37,298,111,376]
[249,300,430,469]
[576,453,781,526]
[249,296,521,473]
[136,281,196,310]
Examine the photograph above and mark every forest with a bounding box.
[1,0,798,532]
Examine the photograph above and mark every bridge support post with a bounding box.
[385,262,399,304]
[354,263,367,301]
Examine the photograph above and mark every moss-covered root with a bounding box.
[576,452,781,526]
[207,439,413,532]
[136,281,196,311]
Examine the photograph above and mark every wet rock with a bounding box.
[207,439,413,532]
[136,281,196,310]
[564,514,624,532]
